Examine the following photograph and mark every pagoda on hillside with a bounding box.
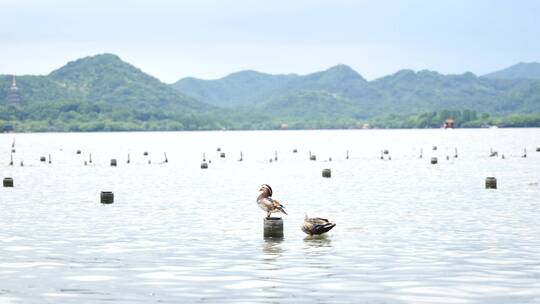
[5,76,22,104]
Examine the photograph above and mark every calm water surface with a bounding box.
[0,129,539,303]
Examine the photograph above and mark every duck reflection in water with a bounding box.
[303,234,333,248]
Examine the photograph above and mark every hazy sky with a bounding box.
[1,0,539,82]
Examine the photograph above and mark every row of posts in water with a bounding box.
[6,150,169,167]
[6,144,538,167]
[2,175,500,191]
[5,144,538,174]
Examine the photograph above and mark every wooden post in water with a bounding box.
[264,217,284,238]
[274,151,278,161]
[485,177,497,189]
[3,177,14,187]
[164,152,168,163]
[322,168,331,178]
[9,154,13,166]
[100,191,114,204]
[48,154,51,164]
[127,153,130,164]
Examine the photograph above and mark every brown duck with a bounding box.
[257,184,287,218]
[302,214,336,236]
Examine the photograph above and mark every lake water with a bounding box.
[0,129,539,303]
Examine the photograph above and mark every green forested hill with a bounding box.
[0,54,225,131]
[173,71,298,108]
[483,62,540,80]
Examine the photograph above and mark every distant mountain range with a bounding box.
[1,54,540,131]
[173,61,540,117]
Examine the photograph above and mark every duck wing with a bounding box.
[271,199,287,215]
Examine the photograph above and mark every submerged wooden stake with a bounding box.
[322,168,331,178]
[264,217,284,238]
[3,177,14,187]
[100,191,114,204]
[485,177,497,189]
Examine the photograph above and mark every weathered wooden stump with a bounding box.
[110,159,117,167]
[100,191,114,204]
[200,162,208,169]
[485,177,497,189]
[220,152,225,158]
[40,156,46,162]
[431,157,438,164]
[264,217,284,238]
[322,168,331,178]
[3,177,14,187]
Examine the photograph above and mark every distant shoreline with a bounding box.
[3,126,540,135]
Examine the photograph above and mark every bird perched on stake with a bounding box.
[302,214,336,236]
[257,184,287,218]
